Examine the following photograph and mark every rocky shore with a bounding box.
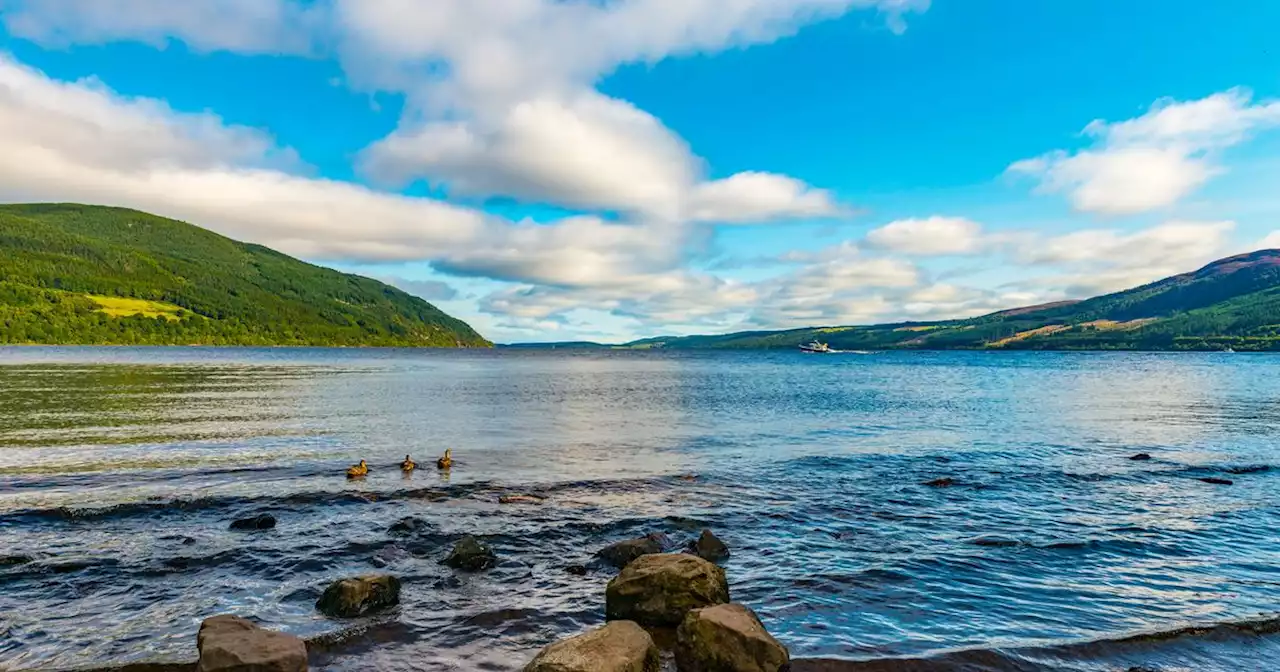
[65,529,825,672]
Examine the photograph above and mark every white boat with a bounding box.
[799,340,832,353]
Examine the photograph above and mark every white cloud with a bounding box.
[362,92,696,218]
[864,216,985,255]
[1010,89,1280,214]
[0,54,691,289]
[688,172,841,223]
[1259,231,1280,250]
[0,0,324,54]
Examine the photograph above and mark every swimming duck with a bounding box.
[436,448,453,470]
[400,454,417,472]
[346,460,368,478]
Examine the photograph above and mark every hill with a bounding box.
[531,250,1280,351]
[0,204,490,347]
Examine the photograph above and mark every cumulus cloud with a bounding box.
[864,216,986,255]
[0,0,324,54]
[362,92,696,218]
[1013,220,1236,295]
[1010,89,1280,215]
[0,54,691,287]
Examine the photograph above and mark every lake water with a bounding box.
[1,347,1277,672]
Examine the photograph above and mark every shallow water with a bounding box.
[1,347,1277,671]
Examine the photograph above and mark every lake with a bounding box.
[1,347,1277,671]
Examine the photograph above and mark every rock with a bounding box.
[688,529,729,562]
[606,553,730,627]
[315,575,401,617]
[675,603,790,672]
[386,517,429,536]
[196,614,307,672]
[968,535,1020,548]
[229,514,276,531]
[499,494,545,505]
[443,535,496,571]
[0,554,34,566]
[565,564,589,576]
[1199,477,1234,485]
[1129,453,1152,461]
[923,477,955,487]
[524,620,660,672]
[597,533,669,569]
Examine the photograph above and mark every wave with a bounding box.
[793,615,1280,671]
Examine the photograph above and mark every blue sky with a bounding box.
[1,1,1278,343]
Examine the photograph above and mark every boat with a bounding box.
[1222,346,1235,353]
[799,340,832,353]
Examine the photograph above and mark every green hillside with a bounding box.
[0,204,490,347]
[549,250,1280,352]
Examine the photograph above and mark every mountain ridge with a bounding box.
[511,250,1280,351]
[0,203,490,347]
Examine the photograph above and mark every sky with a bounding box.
[0,1,1278,344]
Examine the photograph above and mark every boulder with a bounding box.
[229,515,276,531]
[675,604,789,672]
[386,516,429,536]
[565,564,589,576]
[524,621,660,672]
[688,529,729,562]
[315,575,401,617]
[443,535,496,571]
[597,533,669,569]
[1129,453,1152,461]
[605,553,729,627]
[196,615,307,672]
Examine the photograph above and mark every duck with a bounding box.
[400,454,417,472]
[436,448,453,470]
[346,460,368,478]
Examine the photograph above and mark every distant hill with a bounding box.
[0,203,490,347]
[518,250,1280,351]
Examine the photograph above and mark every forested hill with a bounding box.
[526,250,1280,351]
[0,204,490,347]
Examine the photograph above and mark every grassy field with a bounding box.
[86,295,187,321]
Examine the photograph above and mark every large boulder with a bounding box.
[196,615,307,672]
[605,553,729,627]
[524,621,660,672]
[442,535,497,571]
[688,529,729,562]
[315,575,401,617]
[675,603,790,672]
[597,533,669,569]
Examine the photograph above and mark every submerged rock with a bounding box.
[499,494,545,505]
[676,603,790,672]
[524,620,660,672]
[229,514,276,531]
[1129,453,1152,461]
[443,535,496,571]
[386,516,430,536]
[315,575,401,617]
[606,553,729,627]
[688,529,730,562]
[597,533,669,569]
[968,535,1020,548]
[0,554,34,566]
[565,564,589,576]
[196,614,307,672]
[1199,477,1234,485]
[923,477,956,487]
